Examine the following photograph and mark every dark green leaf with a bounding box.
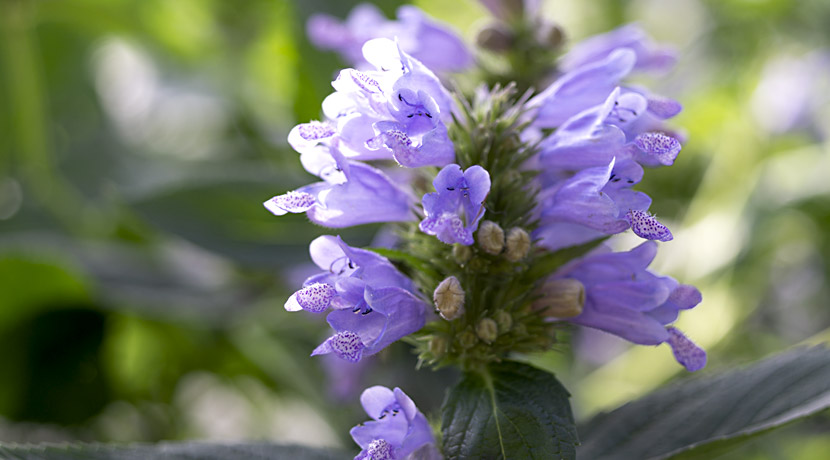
[441,360,578,459]
[578,345,830,460]
[0,442,348,460]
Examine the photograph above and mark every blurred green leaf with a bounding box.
[578,345,830,460]
[0,442,348,460]
[441,360,577,459]
[0,255,89,328]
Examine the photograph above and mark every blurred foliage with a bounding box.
[0,0,829,457]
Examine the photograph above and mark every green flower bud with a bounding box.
[458,329,478,349]
[434,276,465,320]
[494,310,513,333]
[429,336,449,359]
[478,220,505,255]
[532,278,585,318]
[476,318,499,343]
[504,227,531,262]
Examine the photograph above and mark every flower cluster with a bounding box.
[266,2,707,457]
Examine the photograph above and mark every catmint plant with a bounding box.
[265,2,705,458]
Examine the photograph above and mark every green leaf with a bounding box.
[578,345,830,460]
[0,442,348,460]
[441,360,578,459]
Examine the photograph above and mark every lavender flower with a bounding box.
[285,235,418,313]
[311,38,456,168]
[308,4,472,72]
[420,164,491,245]
[551,242,706,371]
[535,158,672,250]
[559,23,677,74]
[537,87,682,174]
[264,141,414,227]
[311,284,427,362]
[351,386,437,460]
[529,49,637,128]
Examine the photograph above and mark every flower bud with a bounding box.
[476,318,499,343]
[458,329,478,349]
[452,243,473,264]
[504,227,531,262]
[433,276,465,320]
[478,220,505,255]
[476,24,514,53]
[494,310,513,333]
[535,20,565,49]
[429,335,449,359]
[532,278,585,318]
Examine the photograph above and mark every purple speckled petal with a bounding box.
[312,330,366,362]
[294,283,337,313]
[667,327,707,371]
[634,132,681,166]
[626,209,673,241]
[263,190,316,216]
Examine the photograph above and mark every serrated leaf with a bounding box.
[578,345,830,460]
[441,360,578,459]
[0,441,348,460]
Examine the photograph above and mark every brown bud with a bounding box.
[476,24,514,53]
[532,278,585,318]
[504,227,531,262]
[535,20,565,49]
[476,318,499,343]
[433,276,465,320]
[478,220,505,255]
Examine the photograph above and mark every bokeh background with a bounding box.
[1,0,829,457]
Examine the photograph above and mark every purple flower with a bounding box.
[552,241,706,371]
[264,141,414,227]
[530,49,636,128]
[286,235,418,313]
[535,158,672,250]
[288,237,425,362]
[559,23,677,74]
[351,386,437,460]
[318,39,456,167]
[312,285,427,362]
[537,87,682,174]
[307,4,392,65]
[307,4,472,72]
[420,164,491,245]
